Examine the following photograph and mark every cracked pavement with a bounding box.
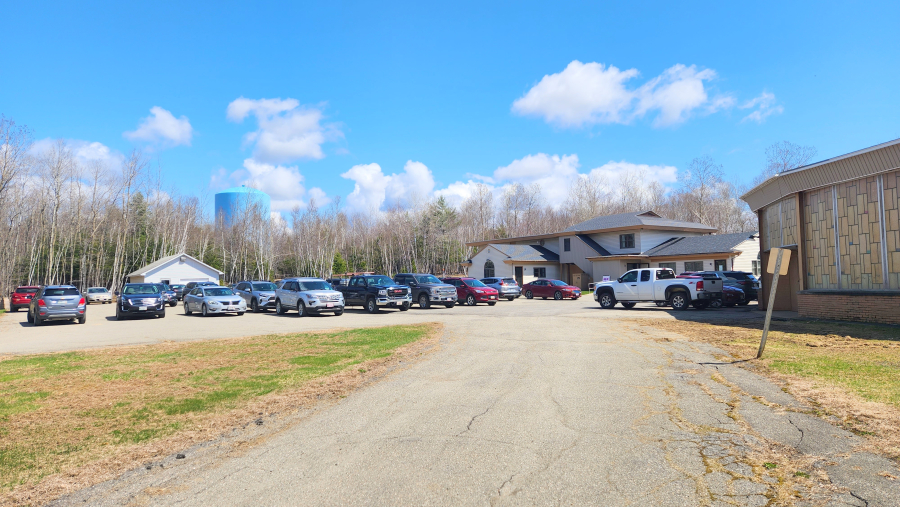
[43,302,899,506]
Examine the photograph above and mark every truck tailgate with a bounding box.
[700,276,723,294]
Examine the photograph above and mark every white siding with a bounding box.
[559,236,598,279]
[639,230,705,252]
[138,258,221,285]
[469,246,515,279]
[731,237,760,273]
[519,264,559,284]
[591,259,627,282]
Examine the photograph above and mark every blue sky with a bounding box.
[3,1,899,214]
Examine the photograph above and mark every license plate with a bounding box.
[326,303,334,308]
[139,306,147,311]
[489,296,496,299]
[227,307,236,311]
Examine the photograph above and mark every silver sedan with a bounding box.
[183,286,247,317]
[85,287,112,304]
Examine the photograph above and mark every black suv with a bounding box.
[394,273,458,309]
[116,283,166,320]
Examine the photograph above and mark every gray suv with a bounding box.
[234,280,278,312]
[28,285,87,325]
[480,277,522,301]
[275,277,345,317]
[394,273,457,309]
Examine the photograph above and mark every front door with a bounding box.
[514,266,523,286]
[572,273,582,289]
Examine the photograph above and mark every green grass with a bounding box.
[0,323,436,494]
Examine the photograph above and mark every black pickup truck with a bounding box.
[335,274,412,313]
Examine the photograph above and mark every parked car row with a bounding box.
[595,268,758,310]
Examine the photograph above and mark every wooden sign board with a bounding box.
[766,248,791,275]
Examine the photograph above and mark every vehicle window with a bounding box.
[123,285,160,295]
[550,280,568,286]
[350,278,361,287]
[414,275,442,284]
[468,279,487,287]
[640,270,651,282]
[43,288,80,296]
[298,281,332,291]
[445,279,459,287]
[252,282,276,291]
[365,276,394,286]
[656,269,675,280]
[191,288,202,295]
[15,287,38,294]
[620,271,638,283]
[502,278,517,285]
[204,288,234,296]
[87,288,106,293]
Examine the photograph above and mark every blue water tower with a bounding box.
[214,185,271,225]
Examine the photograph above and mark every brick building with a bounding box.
[741,138,900,324]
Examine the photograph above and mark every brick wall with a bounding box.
[798,290,900,324]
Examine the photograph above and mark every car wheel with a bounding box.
[116,307,124,320]
[525,290,533,299]
[692,301,710,310]
[297,301,307,317]
[159,311,166,318]
[710,299,723,309]
[507,297,515,301]
[466,294,476,306]
[670,293,690,311]
[366,297,379,313]
[488,302,496,306]
[34,313,42,326]
[655,301,668,307]
[738,300,751,306]
[334,309,344,316]
[202,304,209,317]
[78,314,86,324]
[553,291,562,300]
[184,302,192,315]
[275,299,285,315]
[444,303,455,308]
[621,302,636,309]
[598,292,616,309]
[399,302,410,311]
[251,299,260,313]
[418,294,430,309]
[10,307,17,312]
[26,310,33,323]
[170,301,177,307]
[237,311,245,316]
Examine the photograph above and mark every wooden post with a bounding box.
[758,247,790,359]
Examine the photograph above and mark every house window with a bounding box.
[484,259,495,278]
[533,267,546,278]
[619,234,635,249]
[658,262,676,271]
[563,238,571,252]
[626,262,647,270]
[684,261,704,272]
[751,260,761,276]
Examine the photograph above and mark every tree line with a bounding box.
[0,115,816,308]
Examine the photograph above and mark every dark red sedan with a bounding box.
[522,279,582,300]
[9,286,39,312]
[440,277,499,306]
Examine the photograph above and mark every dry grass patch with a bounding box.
[637,318,900,461]
[0,323,440,505]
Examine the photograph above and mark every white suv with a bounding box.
[275,277,345,317]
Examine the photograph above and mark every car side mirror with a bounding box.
[114,291,120,296]
[616,278,623,283]
[409,281,417,287]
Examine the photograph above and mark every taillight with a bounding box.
[78,297,86,306]
[696,281,704,290]
[37,299,46,306]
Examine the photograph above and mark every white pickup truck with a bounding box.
[593,268,723,310]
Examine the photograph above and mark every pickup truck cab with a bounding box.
[394,273,457,309]
[335,275,412,313]
[594,268,723,310]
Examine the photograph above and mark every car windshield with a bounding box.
[15,287,38,294]
[123,285,160,295]
[549,280,568,286]
[414,275,442,284]
[157,284,171,291]
[298,281,332,291]
[87,288,108,293]
[467,279,487,287]
[365,276,395,286]
[204,288,234,296]
[252,282,277,291]
[43,288,80,296]
[171,284,184,289]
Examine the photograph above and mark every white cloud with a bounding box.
[512,60,736,128]
[211,158,330,212]
[587,160,679,187]
[124,106,193,147]
[341,160,436,213]
[493,153,580,205]
[31,138,125,170]
[226,96,340,163]
[740,91,784,124]
[434,180,495,207]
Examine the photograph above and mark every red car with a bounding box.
[522,279,582,300]
[440,277,499,306]
[9,286,39,312]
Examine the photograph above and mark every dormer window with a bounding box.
[619,233,635,249]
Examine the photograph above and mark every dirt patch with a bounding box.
[0,323,442,507]
[633,318,900,462]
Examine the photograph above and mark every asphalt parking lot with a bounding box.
[0,296,763,355]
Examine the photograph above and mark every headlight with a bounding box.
[475,289,484,293]
[378,290,387,295]
[431,288,440,294]
[209,300,221,306]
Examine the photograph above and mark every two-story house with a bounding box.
[464,211,760,288]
